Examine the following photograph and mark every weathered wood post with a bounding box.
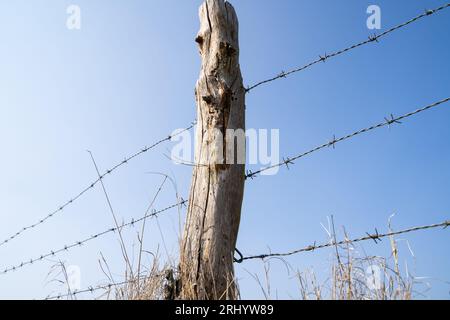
[179,0,245,300]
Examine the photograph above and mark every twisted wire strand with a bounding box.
[0,200,187,275]
[44,274,155,300]
[246,3,450,92]
[238,219,450,262]
[0,122,195,249]
[246,97,449,179]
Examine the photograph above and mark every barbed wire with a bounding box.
[47,218,450,296]
[41,218,450,296]
[45,279,132,300]
[245,3,450,92]
[245,97,450,179]
[0,121,196,249]
[236,219,450,262]
[44,274,157,300]
[0,200,187,275]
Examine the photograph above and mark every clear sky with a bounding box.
[0,0,449,299]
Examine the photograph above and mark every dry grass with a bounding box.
[242,216,427,300]
[295,250,414,300]
[51,215,427,300]
[242,243,416,300]
[48,175,428,302]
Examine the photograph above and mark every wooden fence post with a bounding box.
[178,0,245,300]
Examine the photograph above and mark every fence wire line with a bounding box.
[245,97,450,179]
[0,200,187,275]
[44,276,149,300]
[246,3,450,92]
[237,219,450,262]
[45,219,450,298]
[0,122,196,249]
[45,278,133,300]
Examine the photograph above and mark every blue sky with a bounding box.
[0,0,449,299]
